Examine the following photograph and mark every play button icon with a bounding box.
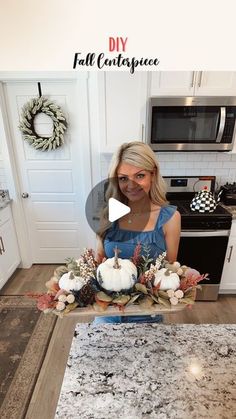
[108,198,130,222]
[85,177,150,240]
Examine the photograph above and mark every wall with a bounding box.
[0,153,7,189]
[0,165,7,189]
[100,152,236,189]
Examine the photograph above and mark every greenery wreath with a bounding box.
[19,96,67,151]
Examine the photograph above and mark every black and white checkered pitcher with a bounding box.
[190,188,223,213]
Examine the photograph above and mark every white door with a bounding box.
[4,79,93,263]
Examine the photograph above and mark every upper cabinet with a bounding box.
[98,72,148,152]
[150,72,195,96]
[195,72,236,96]
[150,71,236,96]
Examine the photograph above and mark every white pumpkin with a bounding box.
[154,268,180,291]
[97,248,137,292]
[59,271,85,292]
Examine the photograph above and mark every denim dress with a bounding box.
[93,205,177,325]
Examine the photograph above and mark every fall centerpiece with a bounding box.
[27,245,208,317]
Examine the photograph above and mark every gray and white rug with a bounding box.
[55,323,236,419]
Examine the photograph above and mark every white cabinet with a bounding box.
[150,71,195,96]
[220,220,236,293]
[150,71,236,97]
[195,72,236,96]
[0,205,21,289]
[99,72,147,152]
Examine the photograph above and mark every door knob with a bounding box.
[22,192,29,198]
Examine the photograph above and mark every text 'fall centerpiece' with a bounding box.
[28,245,208,317]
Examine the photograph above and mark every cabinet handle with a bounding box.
[227,245,233,263]
[198,71,203,87]
[0,237,4,253]
[191,71,195,88]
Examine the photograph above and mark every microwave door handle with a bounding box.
[216,107,226,143]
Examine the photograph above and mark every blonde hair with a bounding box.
[97,141,168,240]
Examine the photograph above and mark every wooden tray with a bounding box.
[67,303,188,318]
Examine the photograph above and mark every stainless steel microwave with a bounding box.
[147,97,236,151]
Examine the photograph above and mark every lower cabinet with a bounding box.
[0,205,21,289]
[220,220,236,293]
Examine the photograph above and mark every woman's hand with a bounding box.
[96,253,107,264]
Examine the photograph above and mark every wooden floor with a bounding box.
[1,265,236,419]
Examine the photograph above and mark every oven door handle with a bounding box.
[215,107,226,143]
[181,230,230,237]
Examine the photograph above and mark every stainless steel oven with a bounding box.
[148,97,236,151]
[165,176,232,301]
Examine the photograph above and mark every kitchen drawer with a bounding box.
[0,205,11,226]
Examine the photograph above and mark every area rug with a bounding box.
[0,296,57,419]
[55,323,236,419]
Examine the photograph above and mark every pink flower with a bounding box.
[37,294,55,311]
[131,242,142,266]
[185,268,201,280]
[179,268,208,291]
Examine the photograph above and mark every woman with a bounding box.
[94,141,181,324]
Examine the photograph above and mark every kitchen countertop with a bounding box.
[221,203,236,220]
[55,323,236,419]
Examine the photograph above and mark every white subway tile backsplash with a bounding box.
[172,153,188,162]
[172,164,181,171]
[218,177,229,186]
[202,154,217,161]
[228,169,236,182]
[100,151,236,187]
[185,169,203,176]
[216,153,232,161]
[178,162,194,168]
[159,162,167,172]
[172,169,187,175]
[156,153,174,162]
[200,168,218,176]
[222,161,236,169]
[160,169,172,176]
[187,153,203,162]
[194,161,222,169]
[231,154,236,161]
[213,169,229,176]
